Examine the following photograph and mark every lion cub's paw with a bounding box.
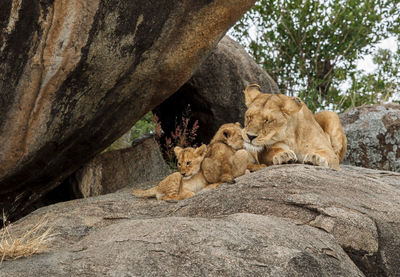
[221,174,235,184]
[161,190,195,201]
[272,150,297,165]
[247,163,267,172]
[303,153,329,168]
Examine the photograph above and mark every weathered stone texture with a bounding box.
[0,0,256,221]
[2,165,400,276]
[1,214,363,277]
[340,104,400,172]
[155,36,279,143]
[73,135,170,197]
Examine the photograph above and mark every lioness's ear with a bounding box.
[244,84,262,107]
[174,146,183,157]
[195,144,207,156]
[223,130,230,138]
[280,96,303,116]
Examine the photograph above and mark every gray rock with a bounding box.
[0,0,256,222]
[73,135,171,197]
[2,164,400,276]
[340,104,400,172]
[1,214,363,277]
[155,36,279,143]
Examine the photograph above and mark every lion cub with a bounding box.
[202,123,265,184]
[132,145,208,200]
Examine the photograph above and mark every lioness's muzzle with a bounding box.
[247,134,257,141]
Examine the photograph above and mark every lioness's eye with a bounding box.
[186,161,191,166]
[178,162,181,167]
[264,119,268,124]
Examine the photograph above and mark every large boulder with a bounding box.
[2,165,400,276]
[72,135,170,198]
[154,36,279,143]
[340,104,400,172]
[0,0,256,222]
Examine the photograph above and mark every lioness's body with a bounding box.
[314,110,347,162]
[132,145,208,200]
[202,123,264,184]
[242,84,346,170]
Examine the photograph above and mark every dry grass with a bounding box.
[0,212,53,262]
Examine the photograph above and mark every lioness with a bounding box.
[314,110,347,162]
[202,123,265,184]
[132,144,209,200]
[242,84,344,170]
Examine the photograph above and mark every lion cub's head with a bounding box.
[174,145,207,179]
[242,84,303,152]
[210,122,244,150]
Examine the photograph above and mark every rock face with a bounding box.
[72,135,170,198]
[2,165,400,276]
[0,0,256,222]
[154,36,279,143]
[340,104,400,172]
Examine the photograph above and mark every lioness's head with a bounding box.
[210,122,243,150]
[242,84,303,151]
[174,144,207,179]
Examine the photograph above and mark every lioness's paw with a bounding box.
[303,153,329,167]
[272,150,297,165]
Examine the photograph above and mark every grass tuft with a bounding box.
[0,212,53,262]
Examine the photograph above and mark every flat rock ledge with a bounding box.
[1,165,400,277]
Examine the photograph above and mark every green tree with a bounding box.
[338,47,400,110]
[232,0,400,111]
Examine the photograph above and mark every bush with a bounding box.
[154,108,199,170]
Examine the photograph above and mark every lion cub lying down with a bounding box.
[132,145,210,200]
[132,123,264,200]
[242,84,347,170]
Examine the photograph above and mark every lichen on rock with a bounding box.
[340,104,400,172]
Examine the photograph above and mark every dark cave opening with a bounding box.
[153,83,215,147]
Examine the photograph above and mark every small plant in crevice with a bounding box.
[103,106,199,170]
[0,211,53,262]
[154,105,200,170]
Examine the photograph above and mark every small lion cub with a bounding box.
[132,144,209,200]
[202,122,265,185]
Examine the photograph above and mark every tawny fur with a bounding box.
[242,84,346,170]
[132,145,208,200]
[131,172,194,200]
[202,122,265,184]
[314,110,347,162]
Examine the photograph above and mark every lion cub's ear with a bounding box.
[244,84,262,107]
[195,144,207,157]
[223,130,230,138]
[280,96,303,116]
[235,122,241,127]
[174,146,184,157]
[291,97,302,106]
